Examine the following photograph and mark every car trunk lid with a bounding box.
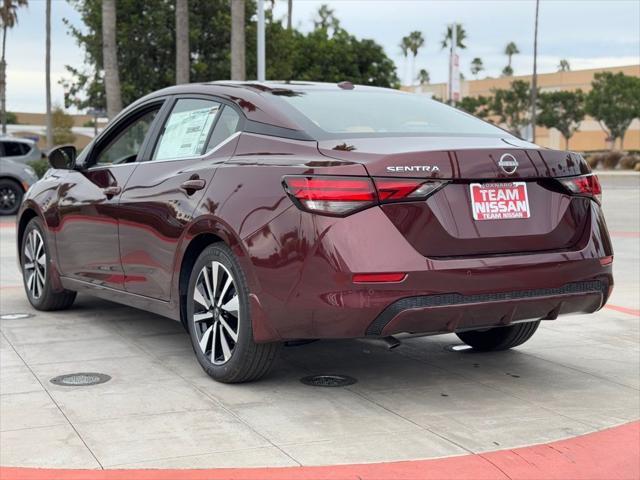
[318,136,592,257]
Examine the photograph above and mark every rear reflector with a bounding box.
[283,175,447,216]
[559,174,602,203]
[353,273,407,283]
[600,255,614,266]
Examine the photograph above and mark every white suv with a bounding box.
[0,137,42,165]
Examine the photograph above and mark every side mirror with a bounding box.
[48,145,77,170]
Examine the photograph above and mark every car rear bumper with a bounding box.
[244,201,614,342]
[366,279,609,337]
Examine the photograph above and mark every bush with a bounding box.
[584,154,600,169]
[601,151,623,169]
[620,154,640,170]
[28,158,50,179]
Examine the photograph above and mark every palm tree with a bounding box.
[407,31,424,87]
[558,59,570,72]
[287,0,292,30]
[399,36,411,86]
[417,69,430,85]
[314,4,339,32]
[175,0,189,84]
[502,41,519,76]
[231,0,245,80]
[45,0,52,148]
[0,0,28,134]
[102,0,122,119]
[441,23,467,51]
[531,0,540,142]
[470,57,483,79]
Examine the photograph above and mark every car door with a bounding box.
[55,100,167,288]
[118,96,243,300]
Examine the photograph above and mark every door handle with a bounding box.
[103,186,122,198]
[180,179,206,193]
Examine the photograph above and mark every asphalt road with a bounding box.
[0,172,638,470]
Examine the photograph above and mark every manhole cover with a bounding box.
[444,344,473,352]
[300,374,357,387]
[50,373,111,387]
[1,313,34,320]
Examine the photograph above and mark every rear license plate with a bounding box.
[470,182,530,220]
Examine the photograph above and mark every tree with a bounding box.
[175,0,189,84]
[45,0,52,149]
[399,35,410,85]
[417,68,429,85]
[502,41,519,76]
[230,0,245,80]
[441,23,467,50]
[586,72,640,149]
[52,106,75,145]
[314,4,339,34]
[0,0,28,134]
[470,57,483,78]
[536,90,585,149]
[558,59,570,72]
[62,1,399,108]
[406,30,424,86]
[102,0,122,118]
[491,80,531,135]
[457,95,491,119]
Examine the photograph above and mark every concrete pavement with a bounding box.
[0,173,638,470]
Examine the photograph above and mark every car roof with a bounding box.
[124,81,398,135]
[0,136,36,145]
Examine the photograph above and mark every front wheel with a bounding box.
[186,243,281,383]
[0,179,23,215]
[21,218,76,311]
[456,321,540,351]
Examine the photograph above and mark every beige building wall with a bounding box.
[404,64,640,152]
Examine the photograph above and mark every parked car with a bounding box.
[0,157,38,215]
[16,82,613,383]
[1,136,42,165]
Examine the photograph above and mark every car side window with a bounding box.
[152,98,222,161]
[205,106,241,152]
[2,141,29,157]
[94,108,159,167]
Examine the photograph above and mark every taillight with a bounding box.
[282,176,377,215]
[283,175,447,216]
[558,174,602,203]
[374,178,446,202]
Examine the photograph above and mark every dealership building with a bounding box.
[404,64,640,152]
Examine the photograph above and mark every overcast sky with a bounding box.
[6,0,640,113]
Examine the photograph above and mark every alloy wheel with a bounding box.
[192,261,240,365]
[23,229,46,299]
[0,186,18,214]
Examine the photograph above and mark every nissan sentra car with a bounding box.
[16,82,613,383]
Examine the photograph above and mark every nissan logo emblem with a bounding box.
[498,153,518,175]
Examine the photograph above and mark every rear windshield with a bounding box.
[274,89,507,139]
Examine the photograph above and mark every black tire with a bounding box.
[186,243,281,383]
[21,217,76,311]
[456,321,540,351]
[0,178,23,215]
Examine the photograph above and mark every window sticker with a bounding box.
[155,104,220,160]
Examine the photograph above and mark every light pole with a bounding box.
[530,0,540,142]
[257,0,266,82]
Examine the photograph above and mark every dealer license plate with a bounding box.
[470,182,531,221]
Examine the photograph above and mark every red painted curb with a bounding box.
[605,304,640,317]
[609,231,640,238]
[1,421,638,480]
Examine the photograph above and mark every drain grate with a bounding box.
[1,313,34,320]
[50,373,111,387]
[444,344,473,352]
[300,374,357,387]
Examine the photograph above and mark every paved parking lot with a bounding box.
[0,173,638,471]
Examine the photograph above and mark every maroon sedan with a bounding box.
[17,82,613,383]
